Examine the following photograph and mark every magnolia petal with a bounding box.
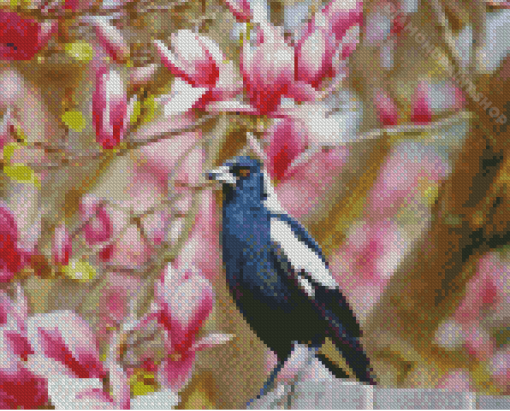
[82,202,113,245]
[90,17,130,63]
[0,201,23,278]
[156,264,214,347]
[410,81,433,124]
[130,64,158,90]
[436,369,473,392]
[174,190,222,281]
[363,6,392,46]
[162,79,208,117]
[0,360,49,409]
[27,311,106,379]
[52,223,72,266]
[490,349,510,388]
[47,375,109,410]
[157,353,196,392]
[264,117,308,181]
[37,20,58,52]
[223,0,253,22]
[206,100,259,114]
[374,88,399,126]
[463,323,495,361]
[191,333,234,351]
[130,389,180,409]
[153,40,190,82]
[325,0,363,43]
[106,357,130,409]
[142,209,171,246]
[131,112,197,141]
[285,80,320,102]
[93,67,128,149]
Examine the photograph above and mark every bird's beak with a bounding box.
[206,166,237,186]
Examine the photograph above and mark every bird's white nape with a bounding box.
[262,169,288,214]
[270,218,339,289]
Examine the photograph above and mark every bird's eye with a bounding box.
[232,167,251,178]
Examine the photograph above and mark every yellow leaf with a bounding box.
[62,259,97,282]
[130,100,142,125]
[2,142,20,163]
[65,41,94,62]
[141,96,158,124]
[130,370,157,397]
[4,165,34,182]
[61,110,85,132]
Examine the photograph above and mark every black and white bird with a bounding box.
[207,155,377,400]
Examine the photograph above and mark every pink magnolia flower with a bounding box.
[373,88,399,126]
[25,311,136,409]
[295,22,337,89]
[275,145,350,218]
[129,64,158,91]
[264,117,308,181]
[154,31,243,110]
[452,253,506,361]
[241,23,317,115]
[0,202,26,282]
[0,287,49,409]
[175,189,222,282]
[51,222,72,266]
[79,195,113,246]
[490,348,510,391]
[365,143,449,221]
[296,0,362,78]
[89,18,130,64]
[223,0,253,22]
[27,311,107,380]
[323,0,363,45]
[436,369,474,392]
[93,67,129,149]
[330,220,411,322]
[154,264,232,391]
[0,11,56,61]
[410,81,433,124]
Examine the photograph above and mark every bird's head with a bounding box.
[207,156,266,202]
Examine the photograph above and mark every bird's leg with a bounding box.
[251,360,285,403]
[284,346,318,409]
[246,359,286,408]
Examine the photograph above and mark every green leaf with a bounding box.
[62,259,97,282]
[65,41,94,62]
[61,110,85,132]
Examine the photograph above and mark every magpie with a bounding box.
[207,156,377,399]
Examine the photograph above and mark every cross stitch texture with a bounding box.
[0,0,509,408]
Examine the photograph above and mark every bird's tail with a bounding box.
[315,352,350,380]
[326,330,377,385]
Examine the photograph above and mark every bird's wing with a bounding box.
[269,213,376,384]
[269,212,363,339]
[269,213,338,289]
